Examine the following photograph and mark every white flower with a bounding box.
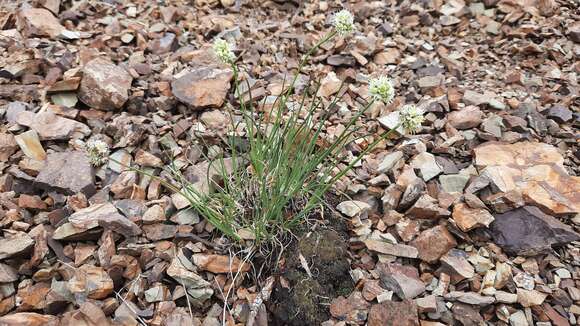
[368,76,395,104]
[213,38,236,64]
[399,104,425,134]
[84,139,109,166]
[333,10,355,36]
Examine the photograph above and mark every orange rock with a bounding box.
[192,254,250,274]
[0,312,58,326]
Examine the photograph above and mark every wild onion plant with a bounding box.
[102,10,424,252]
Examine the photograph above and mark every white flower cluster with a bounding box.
[399,104,425,134]
[84,139,109,166]
[213,38,236,64]
[333,10,355,36]
[368,76,395,104]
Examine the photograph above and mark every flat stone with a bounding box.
[337,200,371,217]
[17,8,65,38]
[192,254,250,274]
[490,206,580,256]
[448,106,483,129]
[445,291,495,306]
[67,202,141,236]
[410,225,457,263]
[14,130,46,161]
[35,151,95,196]
[439,174,469,193]
[463,90,488,106]
[172,67,233,110]
[142,224,177,241]
[495,291,518,303]
[410,152,443,182]
[378,111,405,135]
[78,57,133,110]
[405,194,450,219]
[68,264,114,300]
[148,33,178,54]
[545,105,573,123]
[317,71,342,98]
[440,249,475,279]
[15,111,90,141]
[368,300,419,326]
[452,203,495,232]
[142,205,166,224]
[170,208,200,225]
[378,263,425,300]
[517,289,548,307]
[365,239,419,258]
[166,250,213,302]
[329,291,370,324]
[0,234,34,260]
[378,151,404,173]
[451,303,485,326]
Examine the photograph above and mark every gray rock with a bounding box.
[0,234,34,260]
[35,151,95,196]
[439,174,470,193]
[15,111,90,141]
[445,291,495,306]
[410,152,443,182]
[378,151,403,173]
[490,206,580,256]
[172,67,233,110]
[545,105,572,123]
[67,202,141,236]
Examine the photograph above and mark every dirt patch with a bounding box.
[267,220,353,325]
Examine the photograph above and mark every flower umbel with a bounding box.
[213,38,236,64]
[369,76,395,104]
[333,9,355,36]
[399,104,425,134]
[84,139,109,166]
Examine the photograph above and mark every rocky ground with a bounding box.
[0,0,579,325]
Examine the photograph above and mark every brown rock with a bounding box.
[14,130,46,161]
[410,225,457,263]
[364,239,419,258]
[78,57,133,110]
[17,8,65,38]
[171,67,233,109]
[67,202,141,237]
[15,111,90,141]
[368,300,419,326]
[17,282,50,311]
[405,194,449,219]
[447,106,483,129]
[18,194,47,210]
[35,151,95,196]
[452,203,494,232]
[192,254,250,274]
[135,149,162,167]
[0,313,58,326]
[329,291,371,324]
[68,265,114,300]
[0,133,18,161]
[378,263,425,299]
[0,233,34,260]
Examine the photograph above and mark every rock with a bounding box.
[17,8,65,38]
[490,206,580,256]
[474,141,563,168]
[142,205,166,224]
[317,71,342,98]
[447,106,483,129]
[445,291,495,306]
[144,284,170,303]
[18,194,47,210]
[374,48,400,65]
[463,90,488,106]
[148,33,178,54]
[451,303,485,326]
[365,239,419,258]
[545,105,573,123]
[378,263,425,299]
[0,313,57,326]
[452,203,494,232]
[78,57,133,110]
[481,115,504,137]
[440,249,475,279]
[67,202,141,236]
[410,225,457,263]
[416,295,437,313]
[368,300,419,326]
[405,194,450,219]
[378,151,404,173]
[15,111,90,141]
[68,265,114,300]
[378,111,405,135]
[134,149,162,167]
[417,75,444,88]
[439,174,469,193]
[142,224,177,241]
[329,292,370,324]
[200,110,228,130]
[192,254,250,273]
[0,234,34,260]
[509,310,528,326]
[35,151,95,196]
[517,289,547,307]
[166,250,213,302]
[0,263,18,282]
[410,152,443,182]
[0,133,18,161]
[172,67,233,109]
[440,15,461,26]
[14,130,46,161]
[495,291,518,303]
[327,54,356,66]
[170,209,200,225]
[337,200,371,217]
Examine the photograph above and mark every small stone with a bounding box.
[144,284,170,303]
[509,310,528,326]
[495,291,518,303]
[329,291,370,324]
[0,234,34,260]
[65,202,141,236]
[35,151,94,196]
[486,20,502,35]
[416,295,437,313]
[440,249,475,279]
[440,15,461,26]
[135,149,162,167]
[481,115,504,137]
[170,209,200,225]
[337,200,371,217]
[410,152,443,182]
[18,194,47,210]
[142,205,166,224]
[378,151,404,173]
[410,225,457,263]
[78,57,133,110]
[517,289,547,307]
[545,105,573,123]
[365,239,419,258]
[192,254,250,274]
[15,111,90,141]
[148,33,178,54]
[166,250,213,302]
[378,263,425,300]
[317,71,342,98]
[417,75,444,88]
[439,174,469,193]
[368,300,419,326]
[452,203,495,232]
[445,291,495,306]
[14,130,46,161]
[17,8,65,38]
[172,67,233,110]
[142,224,177,241]
[68,264,114,299]
[448,106,483,129]
[405,194,449,219]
